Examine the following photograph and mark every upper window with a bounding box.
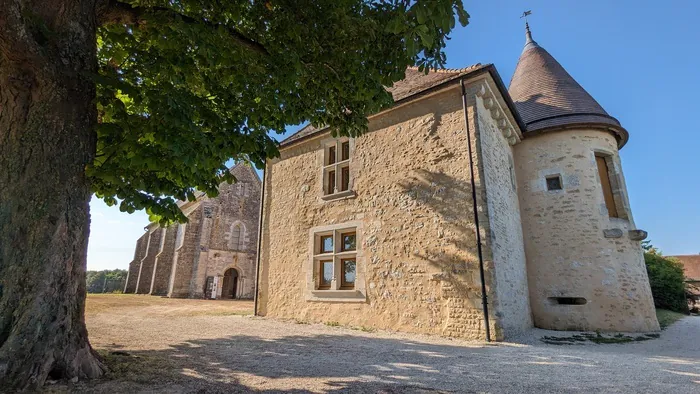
[323,139,352,197]
[595,154,625,219]
[313,228,357,291]
[229,222,245,250]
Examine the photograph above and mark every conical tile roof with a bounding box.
[509,24,627,146]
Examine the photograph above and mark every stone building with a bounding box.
[123,163,261,299]
[256,25,659,340]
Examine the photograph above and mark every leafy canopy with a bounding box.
[93,0,469,224]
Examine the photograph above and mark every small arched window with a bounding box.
[229,222,245,250]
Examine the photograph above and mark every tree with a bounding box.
[0,0,468,389]
[86,269,127,293]
[642,241,689,314]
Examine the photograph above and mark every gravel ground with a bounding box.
[54,295,700,393]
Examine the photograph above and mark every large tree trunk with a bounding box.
[0,0,105,390]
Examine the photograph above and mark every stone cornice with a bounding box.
[475,80,521,146]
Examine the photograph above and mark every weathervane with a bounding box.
[520,10,532,22]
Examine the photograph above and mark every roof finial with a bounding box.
[520,10,538,51]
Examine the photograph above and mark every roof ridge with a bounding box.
[406,63,482,74]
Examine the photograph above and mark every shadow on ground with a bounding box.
[61,318,700,394]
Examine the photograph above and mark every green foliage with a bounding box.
[92,0,469,224]
[86,269,128,293]
[644,251,688,314]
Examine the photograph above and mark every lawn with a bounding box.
[656,308,686,329]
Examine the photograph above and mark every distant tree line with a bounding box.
[86,269,127,294]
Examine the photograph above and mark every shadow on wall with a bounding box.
[397,169,487,313]
[85,326,700,393]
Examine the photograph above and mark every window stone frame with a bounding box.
[319,137,356,201]
[306,221,366,302]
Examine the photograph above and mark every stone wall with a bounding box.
[197,164,261,299]
[124,232,148,293]
[514,129,659,332]
[475,96,533,337]
[151,225,176,295]
[136,227,162,294]
[168,206,202,298]
[258,84,508,339]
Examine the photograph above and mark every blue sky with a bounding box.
[87,0,699,271]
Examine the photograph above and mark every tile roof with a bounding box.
[508,24,627,145]
[671,255,700,281]
[280,64,485,146]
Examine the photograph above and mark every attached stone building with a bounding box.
[123,163,260,299]
[256,26,659,339]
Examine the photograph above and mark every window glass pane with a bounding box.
[341,166,349,191]
[341,232,356,251]
[341,259,356,288]
[328,146,336,165]
[320,261,333,289]
[327,170,336,195]
[341,141,350,161]
[320,235,333,253]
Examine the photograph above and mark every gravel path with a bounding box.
[61,295,700,393]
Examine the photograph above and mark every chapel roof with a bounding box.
[508,23,628,146]
[280,64,490,146]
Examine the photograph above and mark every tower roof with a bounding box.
[509,23,628,146]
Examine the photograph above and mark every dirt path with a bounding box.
[49,295,700,393]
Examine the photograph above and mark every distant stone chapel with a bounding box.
[123,163,260,299]
[256,25,660,339]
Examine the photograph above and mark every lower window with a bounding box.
[313,228,357,290]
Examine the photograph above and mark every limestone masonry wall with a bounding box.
[475,96,533,337]
[514,129,658,332]
[151,225,176,295]
[169,206,202,298]
[125,232,148,293]
[259,85,505,339]
[136,227,162,294]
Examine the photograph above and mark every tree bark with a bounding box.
[0,0,105,390]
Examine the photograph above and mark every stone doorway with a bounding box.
[222,268,239,299]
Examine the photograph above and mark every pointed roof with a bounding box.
[509,23,628,147]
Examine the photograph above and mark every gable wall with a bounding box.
[258,85,504,339]
[474,94,532,336]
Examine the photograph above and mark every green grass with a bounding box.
[541,332,659,345]
[656,308,685,329]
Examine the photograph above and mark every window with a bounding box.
[229,222,245,250]
[323,139,352,197]
[595,155,622,218]
[313,227,357,291]
[546,175,562,191]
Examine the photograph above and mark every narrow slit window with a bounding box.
[546,175,562,191]
[596,155,619,218]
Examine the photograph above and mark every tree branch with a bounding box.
[97,0,270,57]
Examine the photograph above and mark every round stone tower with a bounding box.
[509,24,659,332]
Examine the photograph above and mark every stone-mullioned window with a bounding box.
[306,221,365,302]
[313,228,356,290]
[321,138,354,200]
